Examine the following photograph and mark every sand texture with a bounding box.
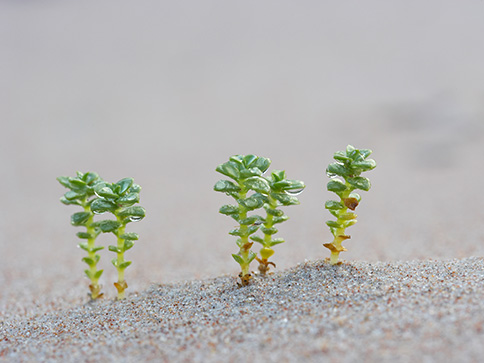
[2,257,483,362]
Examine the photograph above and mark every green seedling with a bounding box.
[214,154,271,286]
[324,145,376,265]
[91,178,146,300]
[251,170,305,275]
[57,171,105,299]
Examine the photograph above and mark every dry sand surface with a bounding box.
[1,258,484,362]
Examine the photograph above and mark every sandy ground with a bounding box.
[1,1,484,362]
[2,258,484,362]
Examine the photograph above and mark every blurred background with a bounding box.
[1,1,484,311]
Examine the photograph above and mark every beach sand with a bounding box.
[2,257,483,362]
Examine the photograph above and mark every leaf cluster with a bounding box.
[250,170,305,248]
[91,178,146,226]
[57,172,102,207]
[324,145,376,254]
[326,145,376,195]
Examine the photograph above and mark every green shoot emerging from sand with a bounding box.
[251,170,305,275]
[57,172,105,299]
[324,145,376,265]
[91,178,146,300]
[214,155,271,286]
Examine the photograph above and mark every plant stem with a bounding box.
[258,195,277,274]
[328,182,352,265]
[82,202,103,299]
[114,215,127,300]
[238,190,249,273]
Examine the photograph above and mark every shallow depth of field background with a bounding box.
[1,1,484,305]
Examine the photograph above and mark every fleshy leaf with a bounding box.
[116,178,134,195]
[325,200,344,210]
[327,179,347,193]
[214,180,241,193]
[347,177,371,191]
[71,212,91,226]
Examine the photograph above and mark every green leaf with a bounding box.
[82,257,96,267]
[272,215,289,224]
[239,167,263,179]
[325,200,344,210]
[242,154,258,167]
[340,212,357,220]
[326,220,342,229]
[214,180,241,193]
[271,193,299,206]
[57,176,72,188]
[95,186,118,199]
[250,235,264,243]
[239,194,265,211]
[78,242,89,252]
[111,258,118,267]
[346,145,357,158]
[71,212,91,226]
[232,254,244,265]
[239,216,262,225]
[60,197,81,206]
[269,238,285,246]
[253,157,271,173]
[117,206,146,220]
[326,163,352,178]
[83,172,100,185]
[352,159,376,172]
[121,232,139,241]
[119,261,132,270]
[216,162,240,180]
[90,199,117,214]
[91,246,104,253]
[270,170,286,182]
[265,207,284,217]
[70,179,87,189]
[261,226,278,235]
[247,251,257,264]
[342,220,357,228]
[274,180,305,194]
[94,270,104,279]
[347,177,371,191]
[333,151,351,163]
[130,184,141,193]
[93,220,121,233]
[327,179,347,193]
[244,177,270,194]
[76,232,93,239]
[65,190,84,201]
[247,225,260,235]
[116,178,134,195]
[117,193,140,207]
[359,149,373,159]
[109,245,122,253]
[85,269,94,279]
[219,205,240,216]
[229,228,242,237]
[124,240,135,251]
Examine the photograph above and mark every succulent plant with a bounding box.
[91,178,146,300]
[214,154,271,286]
[251,170,305,274]
[57,171,105,299]
[324,145,376,265]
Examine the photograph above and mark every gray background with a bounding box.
[1,1,484,306]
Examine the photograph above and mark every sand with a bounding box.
[1,257,483,362]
